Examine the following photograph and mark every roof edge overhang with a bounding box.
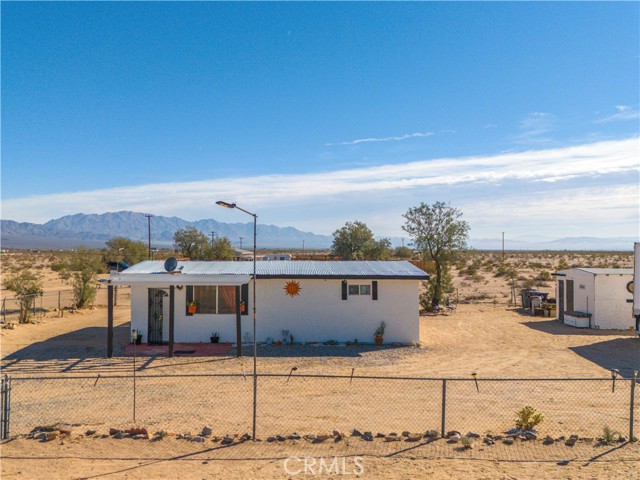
[109,273,428,285]
[109,274,252,286]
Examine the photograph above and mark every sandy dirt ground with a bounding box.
[2,436,639,480]
[1,251,638,479]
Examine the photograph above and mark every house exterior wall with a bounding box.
[129,278,420,344]
[255,279,419,344]
[593,274,634,329]
[556,269,633,330]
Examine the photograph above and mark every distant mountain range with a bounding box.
[0,211,636,251]
[1,211,333,250]
[469,236,637,251]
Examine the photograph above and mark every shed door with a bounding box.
[558,280,565,321]
[566,280,574,312]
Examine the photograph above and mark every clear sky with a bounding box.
[2,2,639,241]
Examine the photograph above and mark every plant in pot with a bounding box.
[188,300,199,314]
[374,321,386,346]
[210,332,220,344]
[240,300,246,313]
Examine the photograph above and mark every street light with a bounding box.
[145,214,153,260]
[216,200,258,440]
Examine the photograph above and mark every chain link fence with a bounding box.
[2,372,638,461]
[1,286,126,324]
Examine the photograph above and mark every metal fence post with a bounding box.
[441,379,447,438]
[631,371,637,441]
[1,374,10,439]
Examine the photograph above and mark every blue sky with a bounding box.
[2,2,639,242]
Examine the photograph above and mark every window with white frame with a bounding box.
[348,284,371,296]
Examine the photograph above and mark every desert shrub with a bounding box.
[601,425,619,444]
[515,406,544,431]
[3,271,44,323]
[462,267,483,282]
[463,292,492,303]
[556,259,570,270]
[495,263,517,278]
[454,257,468,270]
[72,268,97,309]
[536,271,553,282]
[461,436,473,449]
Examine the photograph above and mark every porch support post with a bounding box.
[169,285,175,358]
[235,285,242,357]
[107,284,114,358]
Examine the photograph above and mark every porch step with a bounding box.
[123,342,233,357]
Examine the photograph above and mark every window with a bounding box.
[193,286,237,314]
[348,283,371,296]
[194,286,217,314]
[218,286,236,314]
[343,281,378,300]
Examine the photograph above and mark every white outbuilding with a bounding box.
[555,267,634,330]
[107,260,428,356]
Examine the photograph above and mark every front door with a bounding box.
[148,289,167,344]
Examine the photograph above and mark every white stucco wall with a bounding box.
[129,278,420,344]
[255,279,419,344]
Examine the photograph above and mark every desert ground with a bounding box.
[1,250,638,479]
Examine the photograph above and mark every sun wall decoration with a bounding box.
[284,280,302,297]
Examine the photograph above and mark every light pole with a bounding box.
[131,329,138,423]
[145,214,153,260]
[216,200,257,440]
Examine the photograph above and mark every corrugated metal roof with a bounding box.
[557,267,633,275]
[121,260,429,279]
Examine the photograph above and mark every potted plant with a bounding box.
[240,301,246,313]
[188,300,199,314]
[374,321,386,346]
[210,332,220,344]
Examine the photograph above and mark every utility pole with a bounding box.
[502,232,505,261]
[210,231,216,246]
[239,237,244,249]
[145,214,153,260]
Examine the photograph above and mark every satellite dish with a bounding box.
[164,257,178,272]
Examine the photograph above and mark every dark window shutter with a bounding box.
[341,280,348,300]
[372,281,378,300]
[241,283,249,315]
[186,286,194,316]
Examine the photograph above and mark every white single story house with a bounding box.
[106,260,429,356]
[555,267,634,330]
